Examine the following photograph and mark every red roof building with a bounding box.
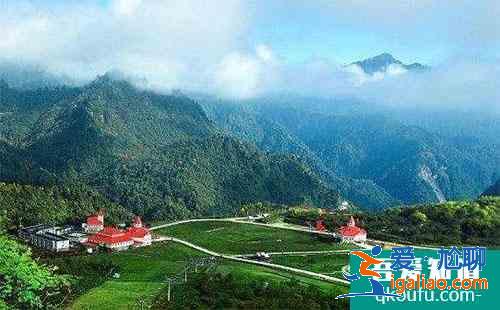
[338,216,367,242]
[87,226,134,250]
[127,216,152,246]
[85,215,151,251]
[83,210,104,233]
[315,219,326,232]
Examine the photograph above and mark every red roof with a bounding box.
[338,225,366,237]
[87,216,103,226]
[315,219,326,232]
[87,227,132,245]
[128,227,150,239]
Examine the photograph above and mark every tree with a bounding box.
[0,235,72,309]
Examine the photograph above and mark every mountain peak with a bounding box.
[351,53,427,75]
[371,53,398,63]
[84,73,137,98]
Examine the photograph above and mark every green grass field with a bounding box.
[271,253,349,277]
[217,260,348,293]
[155,221,353,254]
[69,243,207,309]
[64,221,353,309]
[67,241,348,309]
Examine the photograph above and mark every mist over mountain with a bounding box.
[350,53,428,75]
[201,94,499,209]
[1,48,497,212]
[0,62,73,89]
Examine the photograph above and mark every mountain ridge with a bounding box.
[201,97,497,209]
[351,53,428,75]
[0,77,341,221]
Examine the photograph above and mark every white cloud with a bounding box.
[256,44,274,63]
[0,1,498,111]
[386,64,407,76]
[213,45,278,99]
[0,0,249,92]
[113,0,143,16]
[214,52,262,99]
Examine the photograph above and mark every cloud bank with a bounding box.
[0,0,498,111]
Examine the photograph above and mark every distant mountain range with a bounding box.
[351,53,428,75]
[0,76,339,221]
[0,54,497,214]
[200,93,499,210]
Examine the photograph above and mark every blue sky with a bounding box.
[245,1,437,65]
[24,0,496,66]
[0,0,498,108]
[245,0,499,65]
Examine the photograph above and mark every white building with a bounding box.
[19,225,70,252]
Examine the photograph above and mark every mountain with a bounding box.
[482,179,500,196]
[0,62,73,89]
[200,96,498,209]
[0,77,340,223]
[201,100,398,210]
[351,53,428,75]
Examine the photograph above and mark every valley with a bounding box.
[50,219,352,309]
[0,1,498,309]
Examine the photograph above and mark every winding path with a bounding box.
[155,236,350,285]
[152,217,436,250]
[150,216,439,288]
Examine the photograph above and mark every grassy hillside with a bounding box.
[48,242,348,309]
[58,243,207,309]
[271,253,348,277]
[152,264,348,309]
[156,221,352,254]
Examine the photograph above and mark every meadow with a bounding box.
[60,241,348,309]
[155,220,353,254]
[48,221,354,308]
[67,243,206,309]
[271,253,349,277]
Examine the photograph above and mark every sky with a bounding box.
[0,0,499,110]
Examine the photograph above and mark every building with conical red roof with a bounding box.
[127,216,152,247]
[84,215,151,251]
[87,226,134,250]
[83,210,104,233]
[338,216,366,242]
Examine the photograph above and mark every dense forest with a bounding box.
[201,96,499,210]
[0,76,340,224]
[0,182,130,230]
[285,196,500,246]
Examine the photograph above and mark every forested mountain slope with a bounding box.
[482,179,500,196]
[0,77,339,222]
[201,97,497,209]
